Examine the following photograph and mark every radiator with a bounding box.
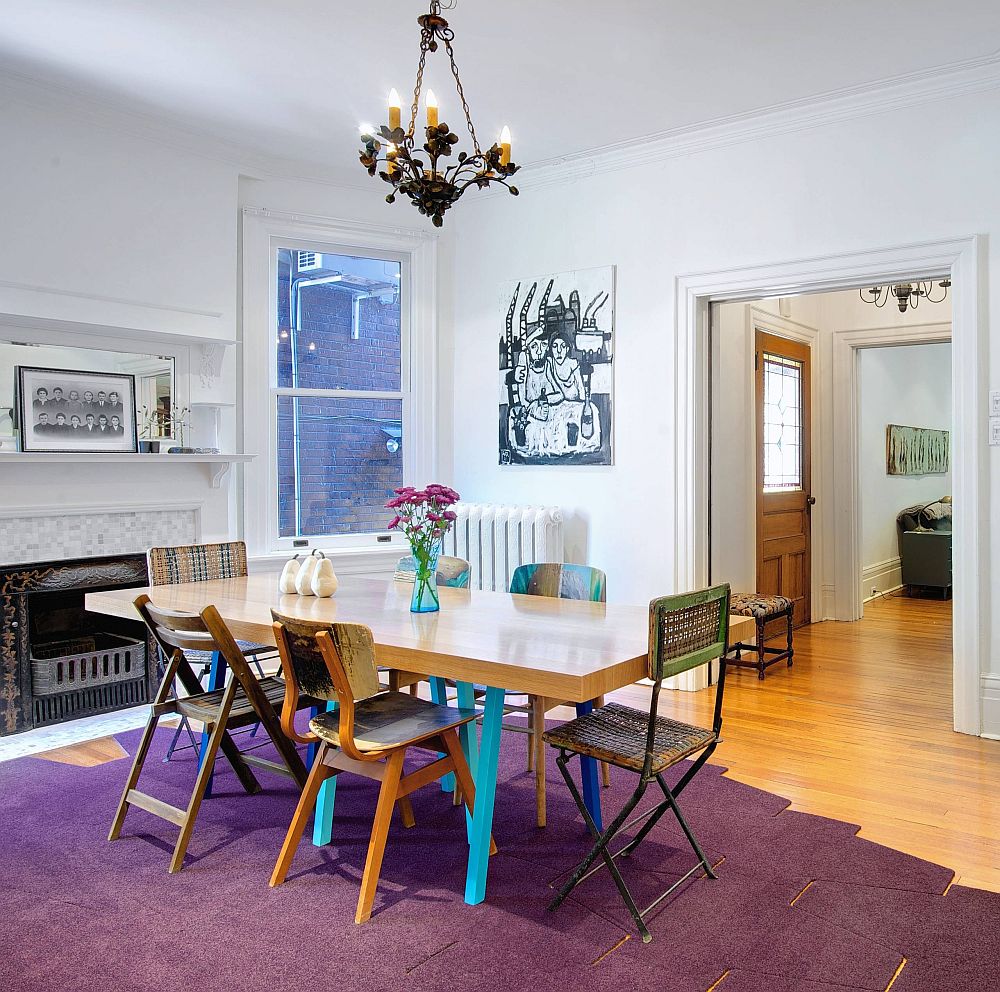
[442,503,565,592]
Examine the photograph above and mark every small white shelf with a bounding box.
[0,452,254,488]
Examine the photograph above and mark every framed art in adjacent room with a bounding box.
[16,366,138,453]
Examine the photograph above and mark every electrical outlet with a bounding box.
[991,417,1000,447]
[990,390,1000,417]
[871,586,879,597]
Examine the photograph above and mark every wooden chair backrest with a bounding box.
[394,554,471,588]
[135,594,259,697]
[509,562,607,603]
[147,541,249,586]
[270,611,383,761]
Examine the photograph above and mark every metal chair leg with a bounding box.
[549,753,650,939]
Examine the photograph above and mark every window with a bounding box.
[274,248,405,540]
[762,352,803,491]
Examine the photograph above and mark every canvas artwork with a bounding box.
[498,266,614,466]
[16,366,138,453]
[886,424,949,475]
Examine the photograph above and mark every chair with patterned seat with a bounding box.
[544,583,731,943]
[269,610,486,924]
[725,592,794,680]
[147,541,278,764]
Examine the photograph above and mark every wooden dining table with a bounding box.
[86,574,753,905]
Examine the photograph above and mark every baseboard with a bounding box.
[861,557,902,602]
[980,673,1000,738]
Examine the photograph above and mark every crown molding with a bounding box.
[512,49,1000,193]
[3,48,999,195]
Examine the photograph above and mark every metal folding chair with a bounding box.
[543,583,731,942]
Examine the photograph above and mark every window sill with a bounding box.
[248,543,405,576]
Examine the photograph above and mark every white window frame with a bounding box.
[241,208,438,560]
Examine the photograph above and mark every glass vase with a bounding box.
[410,541,441,613]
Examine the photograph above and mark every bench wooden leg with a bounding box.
[756,618,767,680]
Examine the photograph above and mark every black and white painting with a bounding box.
[499,266,614,466]
[16,366,138,453]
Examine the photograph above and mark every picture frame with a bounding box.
[15,366,138,453]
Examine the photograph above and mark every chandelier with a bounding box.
[358,0,518,227]
[859,279,951,313]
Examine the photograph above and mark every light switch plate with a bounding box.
[991,390,1000,417]
[991,417,1000,446]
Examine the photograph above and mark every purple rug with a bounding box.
[1,726,997,992]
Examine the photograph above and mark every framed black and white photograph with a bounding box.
[16,366,138,453]
[498,265,614,466]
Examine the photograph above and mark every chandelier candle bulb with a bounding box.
[387,88,402,130]
[426,89,438,127]
[499,125,511,166]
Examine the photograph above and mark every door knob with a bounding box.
[806,495,816,506]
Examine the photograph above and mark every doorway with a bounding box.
[675,236,982,733]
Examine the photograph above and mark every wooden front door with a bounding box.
[755,331,812,627]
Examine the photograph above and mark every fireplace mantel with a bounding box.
[0,452,253,488]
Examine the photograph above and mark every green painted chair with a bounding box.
[544,583,731,943]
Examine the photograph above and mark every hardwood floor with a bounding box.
[29,593,1000,891]
[609,592,1000,893]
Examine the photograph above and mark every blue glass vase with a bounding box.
[410,541,441,613]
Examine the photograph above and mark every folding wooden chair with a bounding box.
[269,611,486,924]
[108,595,309,873]
[544,583,731,942]
[147,541,277,763]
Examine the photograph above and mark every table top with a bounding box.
[86,575,753,702]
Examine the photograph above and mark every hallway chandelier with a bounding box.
[358,0,518,227]
[859,279,951,313]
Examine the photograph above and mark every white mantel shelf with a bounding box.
[0,452,254,488]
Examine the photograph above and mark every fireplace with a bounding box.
[1,554,157,736]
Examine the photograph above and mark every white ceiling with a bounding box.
[2,1,999,181]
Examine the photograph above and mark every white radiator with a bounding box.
[442,503,565,592]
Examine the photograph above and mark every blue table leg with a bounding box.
[455,681,480,840]
[312,700,338,847]
[429,676,455,792]
[576,701,603,833]
[464,684,503,905]
[199,650,225,798]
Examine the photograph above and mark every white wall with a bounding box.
[442,85,1000,729]
[859,342,951,595]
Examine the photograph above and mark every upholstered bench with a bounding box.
[726,593,794,680]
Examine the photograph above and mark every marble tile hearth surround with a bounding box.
[0,506,200,566]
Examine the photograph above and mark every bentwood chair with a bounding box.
[147,541,277,763]
[387,555,471,694]
[393,553,472,588]
[508,563,610,828]
[544,583,731,943]
[108,596,309,873]
[269,611,485,924]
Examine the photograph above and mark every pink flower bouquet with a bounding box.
[386,484,461,612]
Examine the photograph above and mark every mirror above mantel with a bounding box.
[0,339,175,450]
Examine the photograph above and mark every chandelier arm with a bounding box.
[443,37,482,155]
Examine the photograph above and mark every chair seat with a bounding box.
[310,691,477,753]
[185,639,276,667]
[176,675,290,726]
[542,702,715,775]
[730,592,794,620]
